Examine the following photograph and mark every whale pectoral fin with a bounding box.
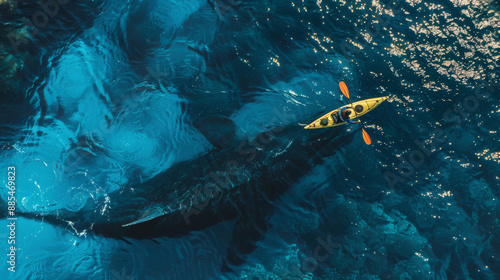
[222,218,270,272]
[121,207,166,227]
[194,115,237,149]
[222,188,275,271]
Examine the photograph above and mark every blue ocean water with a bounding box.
[0,0,499,279]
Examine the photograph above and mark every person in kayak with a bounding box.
[338,106,360,124]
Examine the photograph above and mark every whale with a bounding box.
[2,0,354,265]
[1,0,361,269]
[16,116,353,267]
[6,57,352,267]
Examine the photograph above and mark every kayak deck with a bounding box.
[304,96,389,129]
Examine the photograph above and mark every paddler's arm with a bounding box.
[346,119,361,124]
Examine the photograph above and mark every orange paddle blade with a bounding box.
[339,81,349,99]
[362,129,372,145]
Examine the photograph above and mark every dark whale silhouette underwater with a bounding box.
[1,0,359,269]
[16,117,353,267]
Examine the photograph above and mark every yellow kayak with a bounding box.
[304,96,389,129]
